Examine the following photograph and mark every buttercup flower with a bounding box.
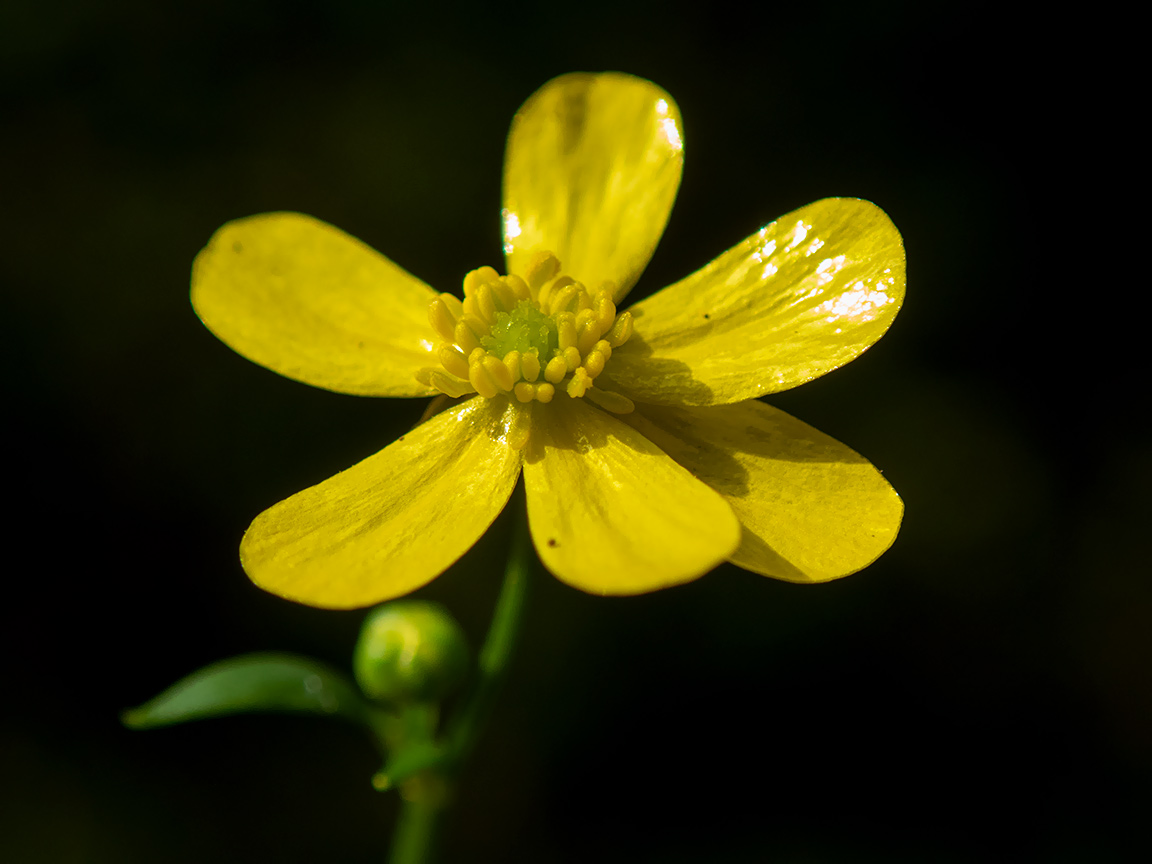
[192,72,905,609]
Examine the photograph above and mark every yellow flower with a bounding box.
[191,72,905,609]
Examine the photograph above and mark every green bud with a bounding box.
[353,601,470,704]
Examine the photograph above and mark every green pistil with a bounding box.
[481,300,558,359]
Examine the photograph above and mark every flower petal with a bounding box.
[621,400,902,582]
[192,212,439,397]
[522,397,739,595]
[502,72,684,303]
[240,398,522,609]
[601,198,905,406]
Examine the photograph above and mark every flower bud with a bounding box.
[353,601,470,704]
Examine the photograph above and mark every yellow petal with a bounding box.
[241,398,522,609]
[192,212,438,397]
[522,397,739,594]
[602,198,905,406]
[502,72,683,304]
[621,400,902,582]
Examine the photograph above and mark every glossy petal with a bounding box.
[192,212,438,397]
[621,400,902,583]
[522,397,739,594]
[502,72,684,303]
[601,198,904,406]
[240,399,522,609]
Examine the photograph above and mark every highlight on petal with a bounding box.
[192,212,439,397]
[602,198,905,406]
[502,72,684,304]
[621,400,902,583]
[522,397,740,595]
[240,399,523,609]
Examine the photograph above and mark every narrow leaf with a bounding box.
[372,741,448,790]
[122,652,371,729]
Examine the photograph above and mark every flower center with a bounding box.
[415,251,635,447]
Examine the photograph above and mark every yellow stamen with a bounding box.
[476,283,499,324]
[586,387,635,414]
[523,251,560,294]
[416,252,638,445]
[454,318,482,355]
[556,312,577,351]
[438,344,470,380]
[469,357,497,398]
[607,312,633,347]
[544,355,568,384]
[566,367,592,398]
[503,350,522,383]
[582,348,606,378]
[562,346,581,371]
[428,296,458,342]
[482,354,514,393]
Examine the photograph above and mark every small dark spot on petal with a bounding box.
[703,312,710,319]
[358,341,365,349]
[398,435,406,441]
[233,241,243,253]
[547,538,558,547]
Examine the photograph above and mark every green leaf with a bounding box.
[372,741,449,791]
[122,652,372,729]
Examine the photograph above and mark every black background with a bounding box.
[2,1,1144,861]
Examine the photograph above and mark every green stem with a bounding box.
[444,488,532,765]
[386,487,532,863]
[388,796,442,864]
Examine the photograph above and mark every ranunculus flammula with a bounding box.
[191,72,905,609]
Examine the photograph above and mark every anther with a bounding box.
[440,293,464,320]
[595,296,615,333]
[463,266,500,297]
[454,317,486,354]
[520,350,541,382]
[476,283,499,324]
[582,349,606,378]
[482,354,514,392]
[503,350,522,383]
[428,297,458,342]
[548,282,578,315]
[490,279,517,312]
[546,275,578,310]
[438,344,470,380]
[562,346,581,372]
[576,314,600,355]
[469,358,498,399]
[420,368,475,399]
[556,312,577,351]
[607,312,633,347]
[566,368,592,398]
[544,355,568,384]
[504,274,531,302]
[523,252,560,294]
[585,388,635,414]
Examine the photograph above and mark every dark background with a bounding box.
[3,1,1143,861]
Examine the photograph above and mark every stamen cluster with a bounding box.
[417,252,635,419]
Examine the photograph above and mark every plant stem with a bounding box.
[388,795,442,864]
[386,487,532,863]
[444,488,532,765]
